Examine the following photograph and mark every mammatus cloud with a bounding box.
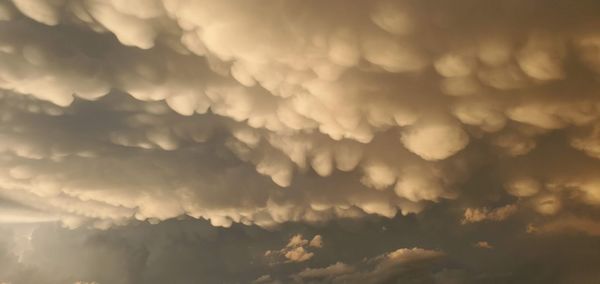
[1,0,600,282]
[0,0,598,232]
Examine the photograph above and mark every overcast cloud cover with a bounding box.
[0,0,600,283]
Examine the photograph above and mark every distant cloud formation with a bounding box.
[265,234,323,263]
[291,248,443,283]
[474,241,493,249]
[461,204,518,224]
[0,0,600,283]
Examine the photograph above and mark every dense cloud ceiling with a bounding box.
[0,0,600,283]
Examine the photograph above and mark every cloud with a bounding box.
[528,216,600,237]
[462,204,518,224]
[284,247,314,263]
[400,120,469,161]
[474,241,493,249]
[296,247,444,283]
[309,235,323,248]
[266,234,323,263]
[294,262,354,280]
[252,274,279,284]
[0,0,597,233]
[505,177,541,197]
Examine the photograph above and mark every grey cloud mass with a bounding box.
[1,0,600,283]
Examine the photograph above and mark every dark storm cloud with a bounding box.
[2,207,600,283]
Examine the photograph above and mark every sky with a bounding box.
[0,0,600,283]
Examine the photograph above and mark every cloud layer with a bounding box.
[0,0,598,231]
